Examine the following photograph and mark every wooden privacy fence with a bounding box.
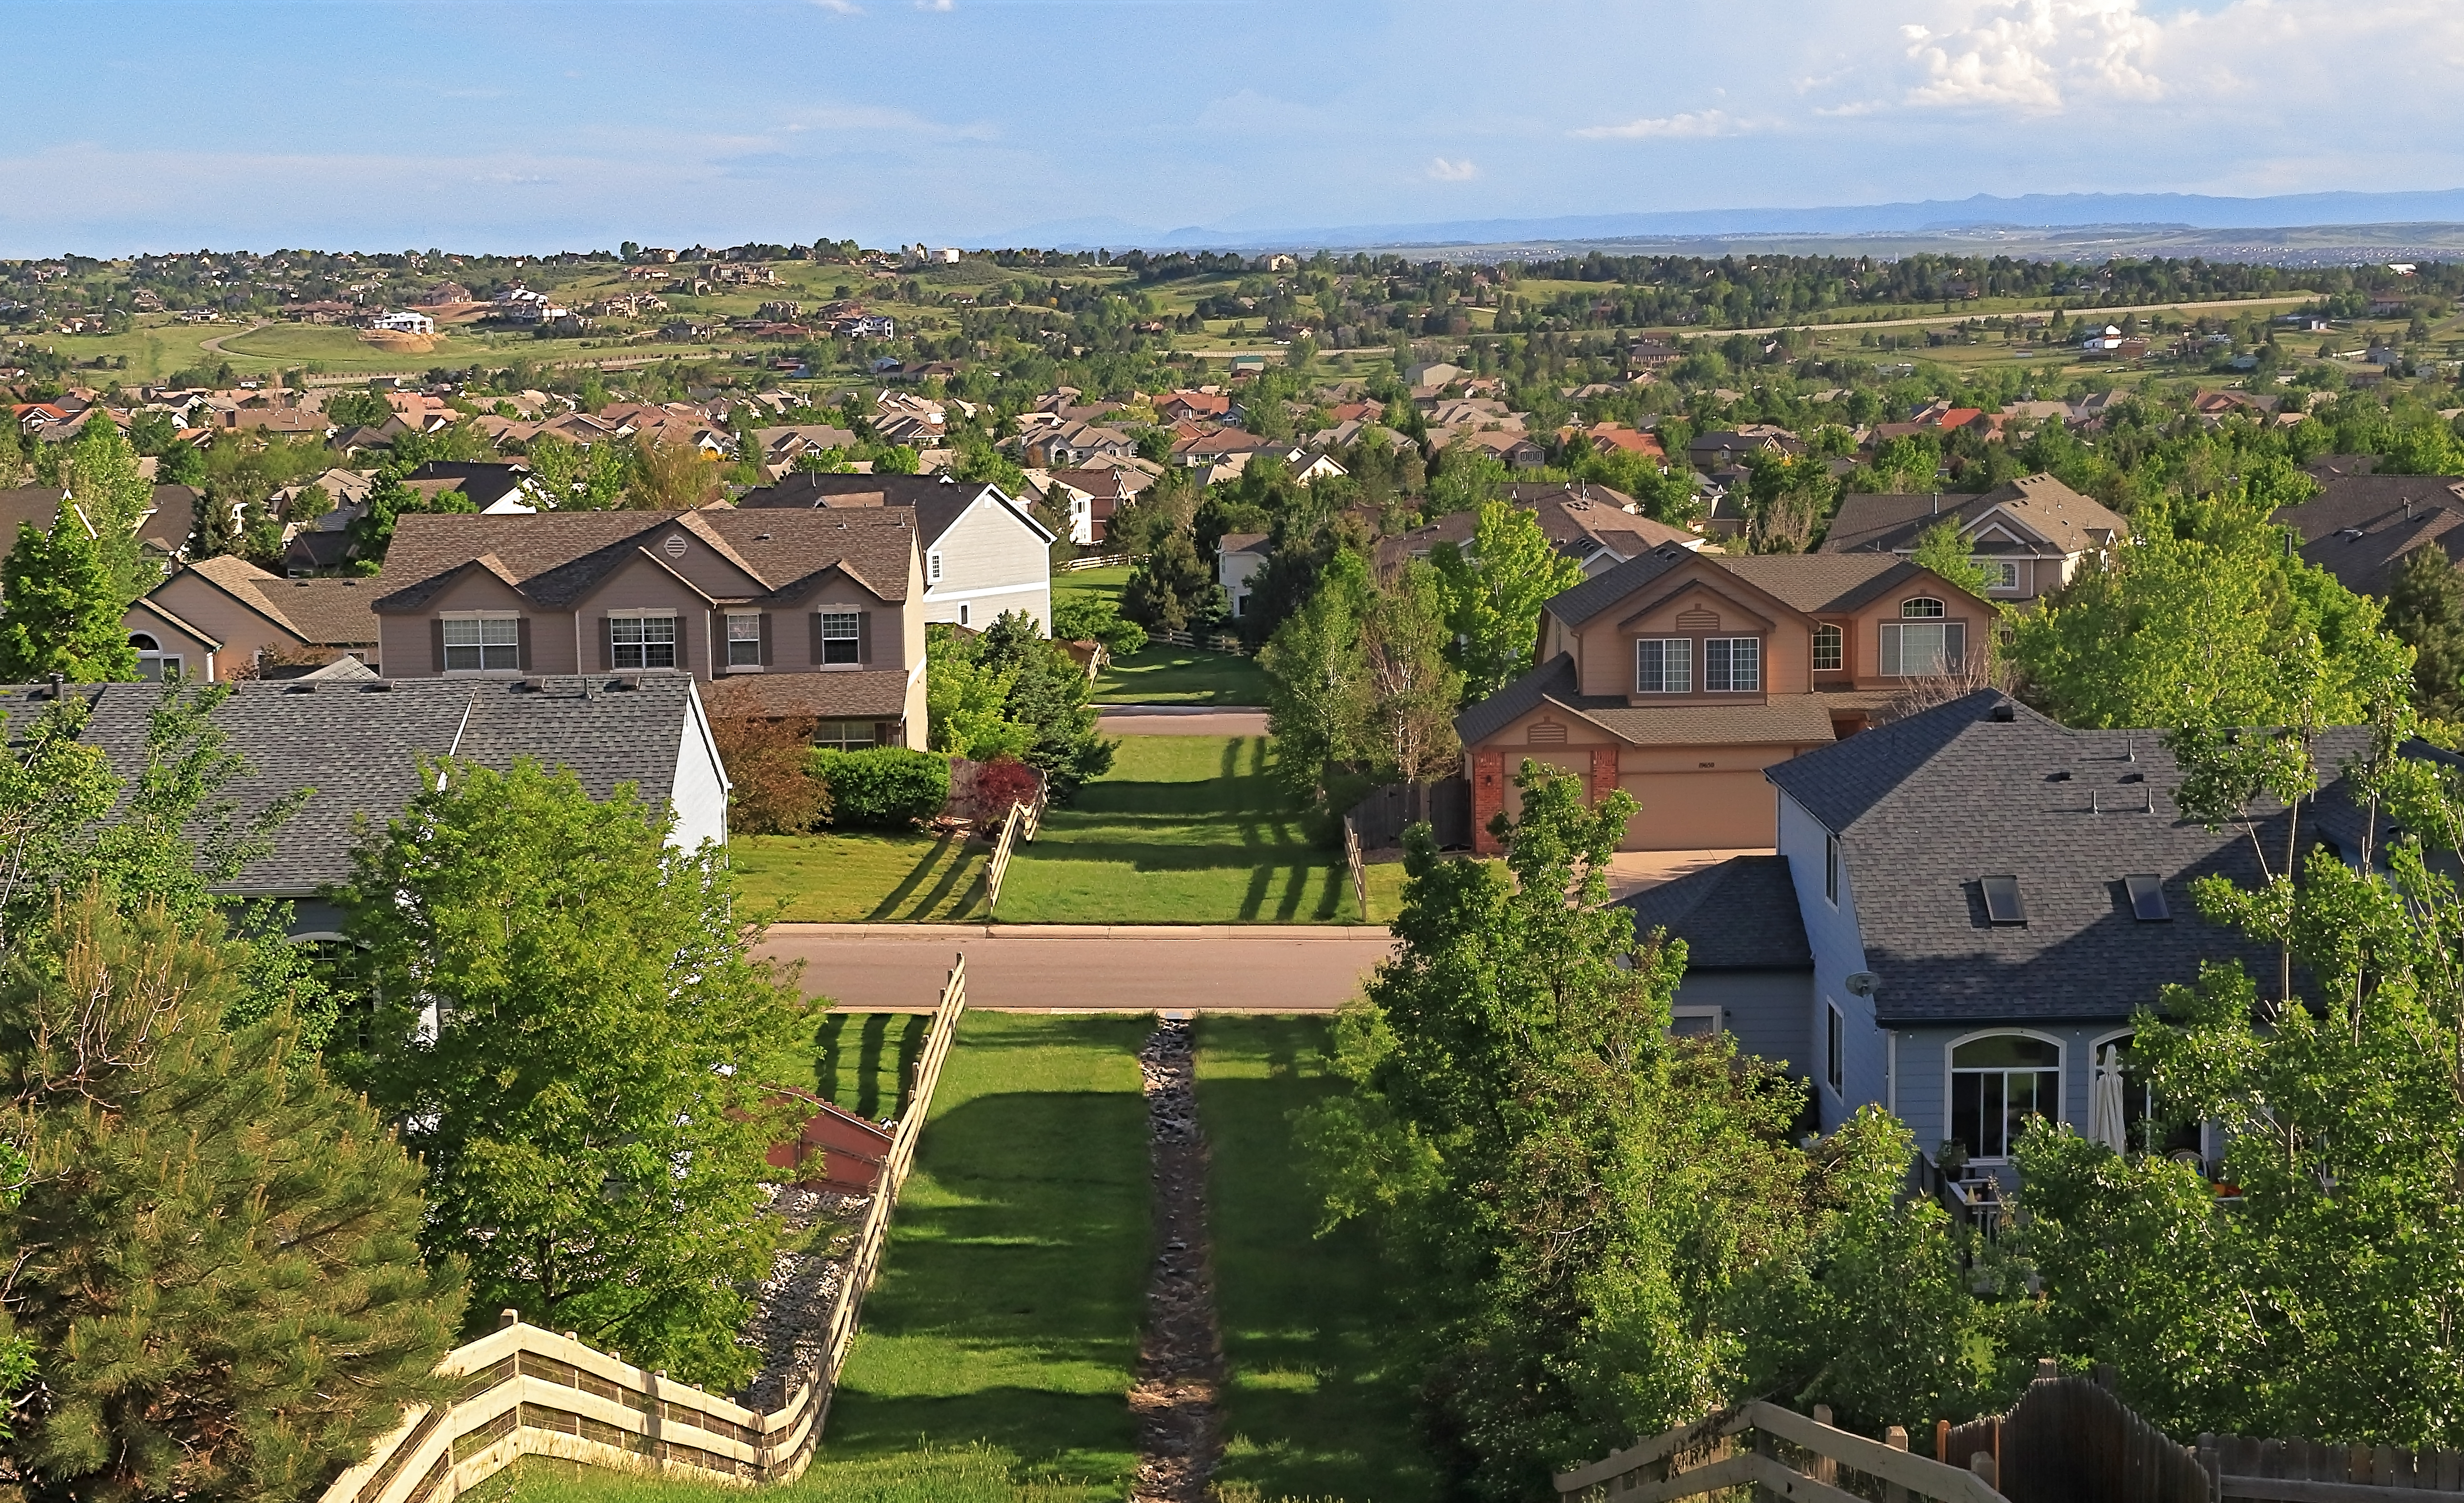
[2197,1434,2464,1500]
[1942,1362,2211,1503]
[1557,1399,2010,1503]
[1345,777,1474,850]
[316,957,971,1503]
[1342,813,1370,921]
[982,789,1044,916]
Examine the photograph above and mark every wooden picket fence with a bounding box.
[982,788,1045,916]
[314,958,971,1503]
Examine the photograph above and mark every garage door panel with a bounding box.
[1615,771,1773,850]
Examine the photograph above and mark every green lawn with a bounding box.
[1052,564,1132,610]
[1200,1017,1436,1503]
[825,1012,1152,1493]
[996,736,1370,925]
[1093,644,1270,707]
[806,1012,933,1119]
[734,832,986,922]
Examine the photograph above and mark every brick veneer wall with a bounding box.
[1473,749,1505,855]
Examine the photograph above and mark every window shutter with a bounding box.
[1946,622,1967,672]
[810,613,825,664]
[758,612,773,667]
[599,616,613,672]
[1878,623,1900,677]
[516,616,531,671]
[431,618,446,674]
[858,610,873,666]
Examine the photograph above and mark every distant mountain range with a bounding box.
[988,189,2464,254]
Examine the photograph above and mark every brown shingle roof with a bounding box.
[702,671,911,720]
[1820,474,2126,558]
[181,555,381,646]
[371,510,916,613]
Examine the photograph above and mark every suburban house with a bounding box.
[1219,533,1273,619]
[1033,464,1155,546]
[1375,485,1705,579]
[1817,474,2128,604]
[736,471,1055,632]
[0,483,206,569]
[125,556,382,680]
[368,507,927,749]
[2272,472,2464,597]
[1686,427,1803,472]
[1454,547,1994,852]
[1620,691,2352,1194]
[404,460,549,514]
[6,674,727,940]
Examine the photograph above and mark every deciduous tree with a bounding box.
[0,511,138,684]
[1433,501,1585,703]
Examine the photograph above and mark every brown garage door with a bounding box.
[1616,771,1775,850]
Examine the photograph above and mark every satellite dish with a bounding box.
[1845,972,1878,998]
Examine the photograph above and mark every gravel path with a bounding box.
[1130,1015,1223,1503]
[738,1183,871,1413]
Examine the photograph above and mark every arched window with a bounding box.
[128,633,159,652]
[1882,599,1964,677]
[1901,597,1946,619]
[1949,1032,2060,1161]
[129,633,182,682]
[1811,623,1843,672]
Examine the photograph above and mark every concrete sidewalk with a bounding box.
[758,922,1392,1012]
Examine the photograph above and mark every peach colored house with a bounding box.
[124,556,382,681]
[369,508,927,748]
[1456,547,1992,852]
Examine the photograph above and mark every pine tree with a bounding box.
[2385,545,2464,720]
[1,892,465,1503]
[0,512,140,683]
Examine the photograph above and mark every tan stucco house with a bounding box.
[369,507,927,749]
[1817,473,2126,605]
[124,555,382,681]
[1456,547,1994,852]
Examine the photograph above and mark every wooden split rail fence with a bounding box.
[983,789,1045,916]
[1342,813,1370,921]
[1152,627,1253,656]
[1557,1399,2010,1503]
[315,957,971,1503]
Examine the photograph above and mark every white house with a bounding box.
[371,310,435,336]
[737,472,1056,633]
[1218,532,1272,619]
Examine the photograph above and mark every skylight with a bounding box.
[2124,874,2170,922]
[1981,875,2026,925]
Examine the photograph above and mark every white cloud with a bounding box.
[1899,0,2164,113]
[914,0,953,10]
[1427,156,1478,181]
[810,0,861,13]
[1571,108,1752,141]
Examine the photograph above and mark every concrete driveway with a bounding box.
[1604,848,1773,902]
[758,923,1392,1012]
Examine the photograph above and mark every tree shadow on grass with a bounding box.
[866,835,963,920]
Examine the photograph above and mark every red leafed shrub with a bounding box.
[971,755,1041,827]
[710,716,832,835]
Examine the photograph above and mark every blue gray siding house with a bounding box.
[1621,690,2361,1183]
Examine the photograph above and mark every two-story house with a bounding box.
[735,472,1054,633]
[2270,473,2464,599]
[1616,691,2361,1192]
[1454,547,1992,852]
[1817,474,2125,604]
[369,507,926,749]
[125,555,382,680]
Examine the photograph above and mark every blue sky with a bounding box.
[3,0,2459,256]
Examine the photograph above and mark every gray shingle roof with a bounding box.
[1764,690,2371,1025]
[734,471,1054,547]
[1453,652,1841,750]
[1820,475,2125,558]
[16,676,698,896]
[1614,855,1810,970]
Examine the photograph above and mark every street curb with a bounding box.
[765,922,1394,942]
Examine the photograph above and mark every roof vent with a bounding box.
[1980,875,2026,925]
[2049,769,2072,782]
[284,682,318,693]
[2124,874,2170,921]
[1989,700,2016,722]
[361,680,393,692]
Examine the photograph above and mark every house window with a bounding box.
[1879,608,1966,677]
[1825,1001,1845,1095]
[1976,558,2019,590]
[928,551,943,583]
[1812,624,1843,672]
[726,613,763,668]
[609,614,677,670]
[1671,1007,1721,1038]
[1949,1033,2062,1162]
[813,719,881,750]
[1824,832,1840,906]
[958,602,971,627]
[444,615,521,672]
[1704,636,1761,692]
[2101,1035,2203,1157]
[1634,638,1691,694]
[818,609,861,664]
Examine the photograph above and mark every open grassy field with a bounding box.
[1094,644,1271,706]
[997,735,1368,925]
[1199,1017,1437,1503]
[734,832,986,923]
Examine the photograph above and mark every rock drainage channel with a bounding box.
[1131,1013,1224,1503]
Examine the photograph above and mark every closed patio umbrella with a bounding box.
[2090,1044,2129,1154]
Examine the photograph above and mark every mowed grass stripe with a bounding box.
[996,736,1367,925]
[1198,1017,1438,1503]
